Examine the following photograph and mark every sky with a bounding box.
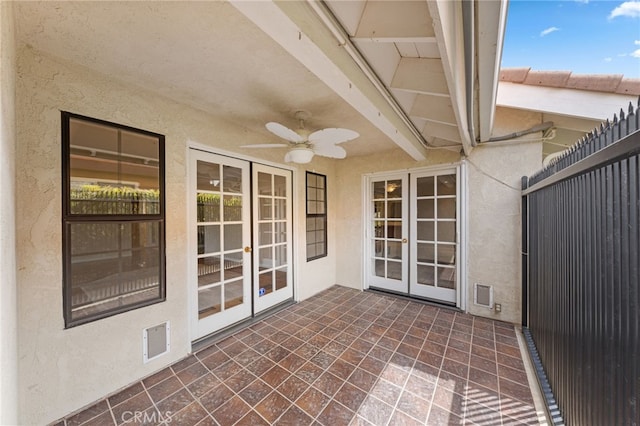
[502,0,640,78]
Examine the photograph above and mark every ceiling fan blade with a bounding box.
[313,143,347,159]
[308,128,359,145]
[240,143,289,148]
[266,122,304,143]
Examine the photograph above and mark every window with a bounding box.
[62,112,165,327]
[306,172,327,260]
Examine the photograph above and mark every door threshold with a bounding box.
[191,299,296,353]
[366,288,460,312]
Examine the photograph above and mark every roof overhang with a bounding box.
[233,0,509,159]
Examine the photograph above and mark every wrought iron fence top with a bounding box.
[528,97,640,186]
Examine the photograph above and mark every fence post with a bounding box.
[521,176,529,327]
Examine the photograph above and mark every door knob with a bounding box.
[244,246,252,253]
[402,238,408,243]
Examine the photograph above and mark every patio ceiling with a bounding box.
[14,1,507,162]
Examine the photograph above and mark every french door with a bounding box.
[369,174,409,293]
[252,164,293,313]
[367,166,461,305]
[189,150,293,340]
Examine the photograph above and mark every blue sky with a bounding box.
[502,0,640,78]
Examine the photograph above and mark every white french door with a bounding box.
[189,150,293,340]
[252,164,293,313]
[409,169,459,303]
[190,151,252,339]
[367,166,461,305]
[368,174,409,293]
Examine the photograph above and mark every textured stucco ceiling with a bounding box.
[15,1,398,159]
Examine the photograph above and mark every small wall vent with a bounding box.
[474,283,494,308]
[143,321,170,363]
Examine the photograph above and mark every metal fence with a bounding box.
[522,100,640,425]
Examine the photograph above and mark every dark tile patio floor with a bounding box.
[54,286,545,425]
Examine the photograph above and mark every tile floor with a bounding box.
[54,286,543,425]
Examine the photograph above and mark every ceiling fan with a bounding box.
[242,111,359,164]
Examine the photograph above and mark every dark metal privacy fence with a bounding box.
[522,100,640,426]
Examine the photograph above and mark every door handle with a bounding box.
[244,246,252,253]
[402,238,408,243]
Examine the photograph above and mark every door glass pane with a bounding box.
[438,221,456,243]
[374,201,385,218]
[198,286,221,319]
[387,261,402,280]
[417,221,434,241]
[197,161,220,191]
[374,240,384,257]
[417,243,435,263]
[274,222,286,243]
[274,199,286,220]
[437,175,456,196]
[387,241,402,260]
[225,280,244,309]
[437,244,456,265]
[259,247,273,269]
[259,271,273,296]
[197,193,220,222]
[259,198,272,220]
[223,195,242,221]
[387,200,402,218]
[274,245,287,267]
[374,221,384,238]
[373,181,386,199]
[258,172,272,195]
[417,176,434,197]
[438,267,456,289]
[438,199,456,219]
[198,257,221,287]
[375,259,385,277]
[223,224,242,251]
[198,225,220,255]
[417,265,435,285]
[259,223,272,245]
[224,254,243,280]
[387,221,402,239]
[274,175,287,196]
[223,165,242,193]
[417,199,434,219]
[275,267,287,290]
[386,180,402,198]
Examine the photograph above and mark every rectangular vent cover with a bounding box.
[143,321,170,363]
[474,283,494,308]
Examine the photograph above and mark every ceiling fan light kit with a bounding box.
[241,111,359,164]
[286,146,314,164]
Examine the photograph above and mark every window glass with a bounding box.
[63,112,165,327]
[306,172,327,260]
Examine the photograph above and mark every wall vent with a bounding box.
[474,283,494,308]
[143,321,170,363]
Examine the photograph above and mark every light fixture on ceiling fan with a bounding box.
[241,110,359,164]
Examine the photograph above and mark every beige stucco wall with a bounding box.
[15,47,338,425]
[465,107,543,322]
[0,1,18,424]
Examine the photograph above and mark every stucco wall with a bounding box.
[15,47,338,425]
[0,2,18,424]
[465,143,540,322]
